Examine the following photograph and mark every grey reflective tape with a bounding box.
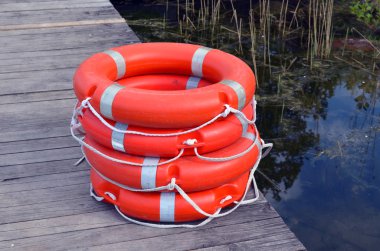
[220,79,246,110]
[141,157,160,189]
[160,192,175,222]
[191,47,212,77]
[111,122,128,152]
[103,50,126,80]
[242,132,256,141]
[234,114,248,136]
[100,83,124,119]
[186,76,201,89]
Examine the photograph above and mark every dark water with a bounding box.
[111,1,380,250]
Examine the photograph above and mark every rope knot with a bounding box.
[81,97,91,108]
[222,105,232,118]
[168,178,176,190]
[183,138,197,146]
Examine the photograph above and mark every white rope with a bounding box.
[114,205,220,228]
[193,134,260,162]
[88,139,272,226]
[75,97,257,137]
[77,98,230,137]
[71,125,184,167]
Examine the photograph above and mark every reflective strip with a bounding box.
[100,83,124,119]
[242,132,256,141]
[111,122,128,152]
[103,50,126,80]
[234,114,248,136]
[191,47,212,77]
[186,76,201,89]
[160,192,175,222]
[220,79,246,110]
[141,157,160,189]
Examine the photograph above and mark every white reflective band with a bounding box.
[100,83,124,119]
[242,132,256,141]
[141,157,160,189]
[160,192,176,222]
[103,50,126,80]
[220,79,246,110]
[191,47,212,77]
[186,76,201,89]
[111,122,128,152]
[234,114,248,136]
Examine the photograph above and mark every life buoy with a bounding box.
[91,168,249,222]
[78,74,253,157]
[83,125,260,192]
[73,42,256,128]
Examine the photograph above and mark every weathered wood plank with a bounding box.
[0,210,120,242]
[0,90,74,105]
[0,29,138,54]
[0,135,76,155]
[0,7,121,26]
[0,202,274,250]
[0,196,110,225]
[0,1,112,13]
[0,146,82,167]
[0,158,88,181]
[196,234,306,251]
[0,170,89,193]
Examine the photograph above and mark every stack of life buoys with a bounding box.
[70,42,272,228]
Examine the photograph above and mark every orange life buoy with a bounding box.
[91,168,249,222]
[78,74,253,157]
[73,42,256,128]
[83,125,260,192]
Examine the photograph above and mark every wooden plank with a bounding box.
[0,28,138,54]
[0,158,88,181]
[0,210,121,242]
[196,234,305,251]
[0,19,126,31]
[0,196,110,225]
[0,8,122,27]
[0,202,274,250]
[0,135,76,155]
[0,146,82,167]
[0,22,136,38]
[0,90,74,105]
[0,170,89,193]
[0,1,112,13]
[86,219,295,251]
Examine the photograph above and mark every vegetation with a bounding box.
[350,0,380,27]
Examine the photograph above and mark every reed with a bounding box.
[307,0,334,66]
[249,8,259,86]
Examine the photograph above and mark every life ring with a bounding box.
[83,125,260,192]
[78,74,253,157]
[73,42,256,128]
[91,168,249,222]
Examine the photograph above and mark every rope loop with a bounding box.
[73,97,258,138]
[168,178,176,191]
[222,104,232,117]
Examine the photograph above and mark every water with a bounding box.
[111,1,380,250]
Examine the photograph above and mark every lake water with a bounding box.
[111,1,380,250]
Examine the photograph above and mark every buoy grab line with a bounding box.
[85,139,272,228]
[74,96,257,138]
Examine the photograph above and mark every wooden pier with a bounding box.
[0,0,305,250]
